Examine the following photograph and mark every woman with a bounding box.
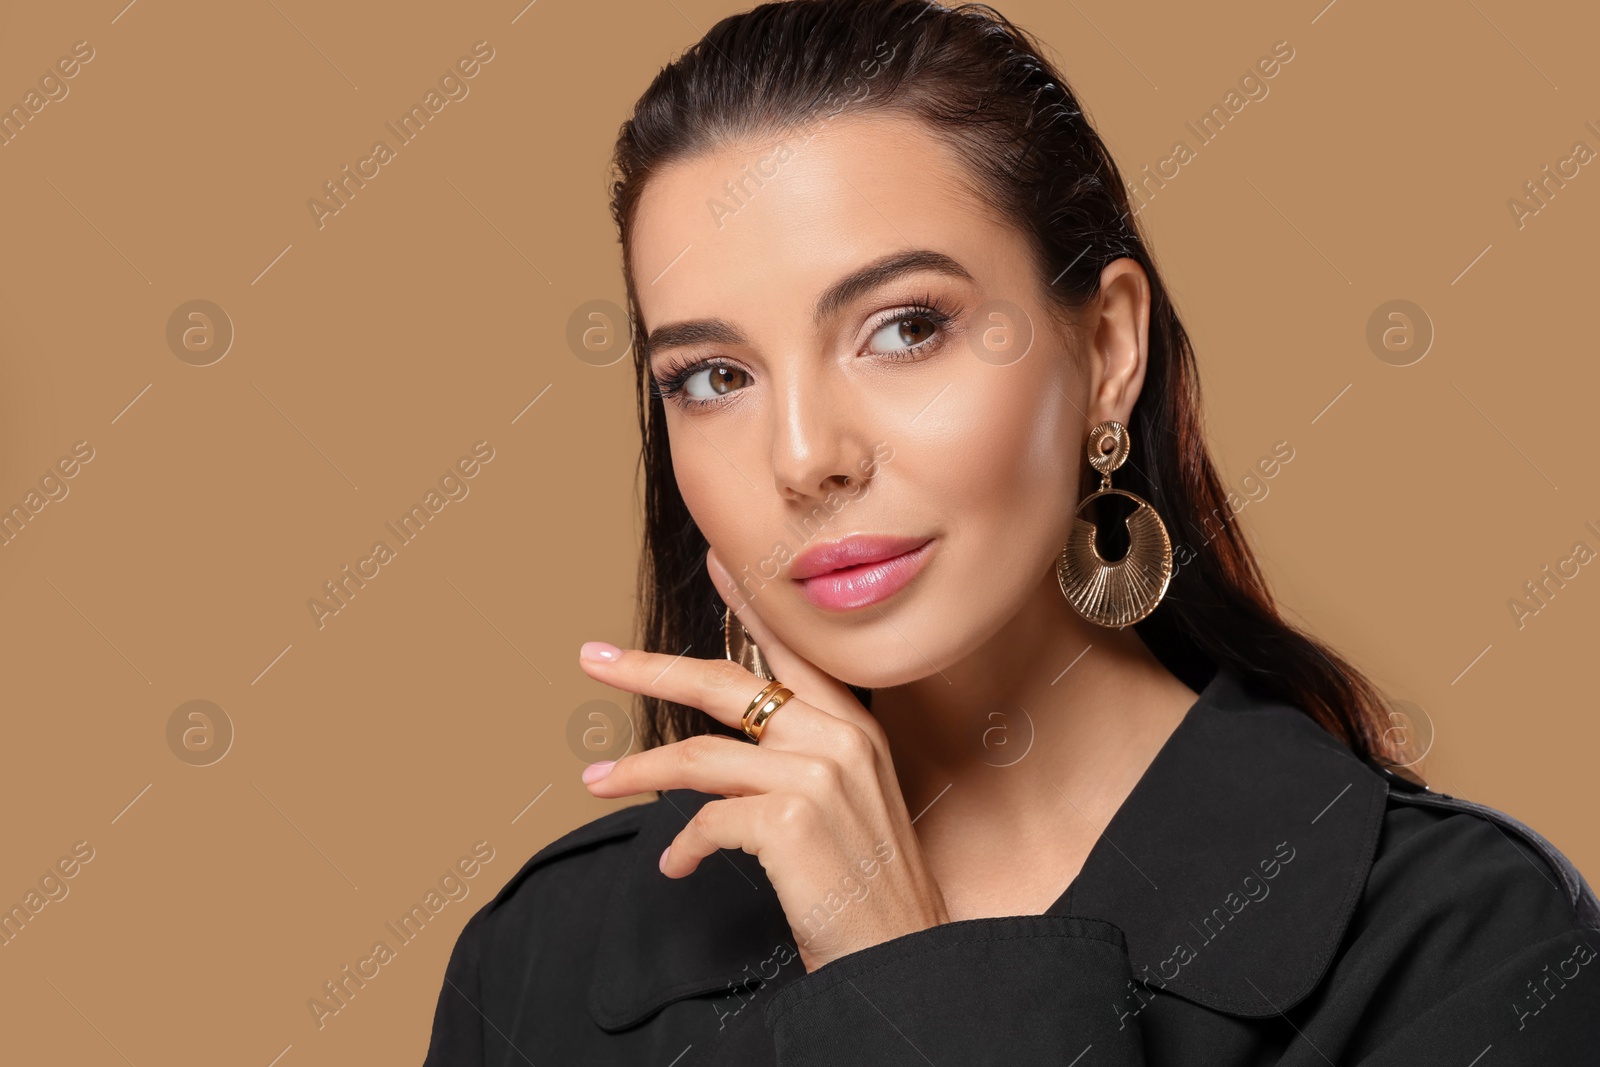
[423,1,1599,1063]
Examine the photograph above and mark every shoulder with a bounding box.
[422,801,656,1064]
[1361,766,1597,933]
[1323,766,1600,1053]
[1330,764,1598,1050]
[1232,671,1599,936]
[452,799,652,954]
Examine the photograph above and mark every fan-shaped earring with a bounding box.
[724,604,775,681]
[1055,420,1173,627]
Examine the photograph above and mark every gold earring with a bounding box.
[1056,419,1173,627]
[724,604,775,681]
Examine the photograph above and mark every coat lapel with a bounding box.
[1056,666,1388,1018]
[588,665,1389,1031]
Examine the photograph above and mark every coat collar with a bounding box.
[587,664,1389,1030]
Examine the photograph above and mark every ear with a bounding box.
[1082,258,1152,426]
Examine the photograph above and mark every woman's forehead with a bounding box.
[630,112,1006,330]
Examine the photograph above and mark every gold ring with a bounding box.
[742,680,793,742]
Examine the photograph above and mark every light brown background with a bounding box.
[1,0,1595,1062]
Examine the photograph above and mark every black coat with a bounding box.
[421,666,1600,1064]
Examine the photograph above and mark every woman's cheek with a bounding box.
[950,372,1079,579]
[942,367,1069,505]
[672,438,751,547]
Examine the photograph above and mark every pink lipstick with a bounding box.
[790,534,935,611]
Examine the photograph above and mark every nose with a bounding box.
[768,360,874,503]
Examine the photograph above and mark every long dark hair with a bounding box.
[609,0,1400,767]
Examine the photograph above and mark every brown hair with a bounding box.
[608,0,1401,767]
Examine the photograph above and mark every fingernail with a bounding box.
[582,760,615,784]
[580,641,622,662]
[658,845,671,873]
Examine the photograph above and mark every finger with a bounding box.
[662,793,815,878]
[584,734,831,800]
[578,643,819,736]
[706,547,875,729]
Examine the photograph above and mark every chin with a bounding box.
[807,641,950,691]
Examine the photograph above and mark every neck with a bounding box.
[868,571,1198,832]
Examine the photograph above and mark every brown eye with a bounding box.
[866,313,941,355]
[683,363,749,400]
[899,316,935,344]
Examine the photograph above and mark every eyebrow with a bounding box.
[642,249,974,360]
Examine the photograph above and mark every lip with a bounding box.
[790,535,935,612]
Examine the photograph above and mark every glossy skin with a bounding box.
[579,111,1198,974]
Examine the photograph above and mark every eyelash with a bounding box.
[650,294,957,411]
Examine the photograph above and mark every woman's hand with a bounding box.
[576,547,950,974]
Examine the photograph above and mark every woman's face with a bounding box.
[630,110,1139,689]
